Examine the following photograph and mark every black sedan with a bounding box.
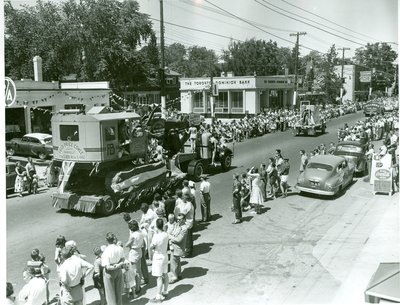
[6,133,53,160]
[333,141,368,176]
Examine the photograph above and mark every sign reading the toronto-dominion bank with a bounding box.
[181,77,256,90]
[58,142,86,160]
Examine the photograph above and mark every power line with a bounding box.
[278,0,380,42]
[202,0,297,46]
[177,0,296,33]
[259,0,370,44]
[255,0,365,47]
[149,17,242,42]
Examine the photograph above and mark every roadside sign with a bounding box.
[188,113,201,126]
[371,154,393,195]
[5,77,17,107]
[360,71,371,83]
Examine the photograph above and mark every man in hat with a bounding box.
[58,245,94,305]
[199,175,211,222]
[18,267,46,305]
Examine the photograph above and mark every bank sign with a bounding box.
[181,77,256,90]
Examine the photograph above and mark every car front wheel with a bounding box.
[38,153,47,160]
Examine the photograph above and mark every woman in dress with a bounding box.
[14,161,25,197]
[247,167,264,215]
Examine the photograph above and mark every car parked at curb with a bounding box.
[296,155,355,197]
[332,141,368,176]
[6,133,53,160]
[6,161,17,195]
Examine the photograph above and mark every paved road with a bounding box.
[7,111,399,304]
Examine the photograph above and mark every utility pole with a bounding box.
[290,32,306,107]
[338,47,350,103]
[159,0,166,118]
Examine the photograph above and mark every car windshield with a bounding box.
[43,137,52,144]
[336,145,362,153]
[306,162,333,171]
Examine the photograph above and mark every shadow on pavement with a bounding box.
[165,284,194,300]
[241,215,254,222]
[181,267,208,279]
[258,206,271,214]
[192,233,201,241]
[210,213,222,221]
[192,222,210,233]
[192,242,214,257]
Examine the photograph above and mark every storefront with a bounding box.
[180,74,295,117]
[5,79,110,135]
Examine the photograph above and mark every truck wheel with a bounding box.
[100,195,116,216]
[321,125,326,134]
[221,155,232,171]
[193,162,204,180]
[7,148,15,156]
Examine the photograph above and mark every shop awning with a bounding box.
[365,262,400,303]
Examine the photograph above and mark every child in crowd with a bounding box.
[164,213,176,235]
[92,247,106,305]
[123,261,136,298]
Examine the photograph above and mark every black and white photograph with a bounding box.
[1,0,399,304]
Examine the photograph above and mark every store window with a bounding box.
[215,91,228,112]
[105,126,116,141]
[231,91,243,109]
[193,92,204,108]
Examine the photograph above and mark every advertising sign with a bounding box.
[58,142,86,160]
[360,71,371,83]
[371,154,393,195]
[5,77,17,107]
[189,113,201,126]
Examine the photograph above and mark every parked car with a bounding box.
[6,133,53,160]
[6,161,17,195]
[296,155,355,197]
[332,141,368,176]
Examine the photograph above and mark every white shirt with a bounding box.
[101,244,125,267]
[59,255,93,287]
[199,180,210,194]
[174,200,194,229]
[18,277,46,305]
[151,231,169,255]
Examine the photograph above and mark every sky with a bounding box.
[136,0,399,58]
[4,0,399,59]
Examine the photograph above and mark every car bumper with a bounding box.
[296,184,335,196]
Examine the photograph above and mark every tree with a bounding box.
[222,39,283,76]
[320,45,342,103]
[354,43,397,93]
[186,46,219,77]
[164,43,187,75]
[5,0,156,90]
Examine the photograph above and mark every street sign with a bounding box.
[5,77,17,107]
[212,83,219,96]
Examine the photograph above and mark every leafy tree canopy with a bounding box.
[5,0,157,90]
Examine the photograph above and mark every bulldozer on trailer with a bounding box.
[51,106,183,216]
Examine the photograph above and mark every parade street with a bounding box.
[7,111,399,304]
